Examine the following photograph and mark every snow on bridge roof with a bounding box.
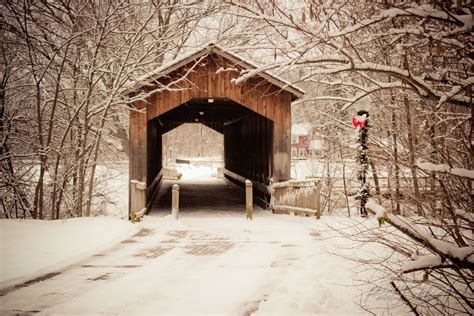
[124,42,305,100]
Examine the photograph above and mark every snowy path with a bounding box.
[0,212,368,315]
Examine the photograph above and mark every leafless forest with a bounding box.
[1,1,472,314]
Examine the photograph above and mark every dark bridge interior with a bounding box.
[158,98,250,134]
[146,98,274,208]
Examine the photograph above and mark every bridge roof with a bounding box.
[125,42,305,100]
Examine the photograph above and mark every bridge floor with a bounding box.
[150,178,263,215]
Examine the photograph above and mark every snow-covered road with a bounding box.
[0,212,370,315]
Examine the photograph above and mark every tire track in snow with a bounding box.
[0,224,169,314]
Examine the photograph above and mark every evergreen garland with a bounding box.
[353,110,370,217]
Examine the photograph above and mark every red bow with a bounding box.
[352,114,366,129]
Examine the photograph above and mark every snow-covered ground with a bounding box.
[0,164,412,314]
[291,159,357,179]
[176,163,216,180]
[0,217,137,286]
[0,212,407,315]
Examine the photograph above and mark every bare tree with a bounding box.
[1,0,219,219]
[220,1,473,314]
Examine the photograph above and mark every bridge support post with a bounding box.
[172,184,179,219]
[315,180,321,219]
[130,180,146,223]
[217,167,224,178]
[130,180,137,223]
[245,180,253,220]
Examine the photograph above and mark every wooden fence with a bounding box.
[130,180,146,223]
[272,179,321,218]
[307,175,435,214]
[323,176,434,192]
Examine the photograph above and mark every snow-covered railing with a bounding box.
[224,168,246,184]
[223,168,268,197]
[272,179,321,219]
[171,184,179,219]
[130,180,146,223]
[163,167,182,180]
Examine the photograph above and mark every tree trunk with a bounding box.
[369,159,380,196]
[49,44,69,220]
[33,85,45,219]
[470,86,473,234]
[391,111,401,215]
[339,144,351,217]
[403,96,423,216]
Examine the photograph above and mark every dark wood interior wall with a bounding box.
[224,113,273,185]
[147,120,163,186]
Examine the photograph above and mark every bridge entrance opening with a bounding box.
[148,98,274,213]
[127,43,303,217]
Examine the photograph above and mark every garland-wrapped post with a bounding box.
[352,110,370,217]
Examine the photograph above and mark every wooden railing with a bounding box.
[220,169,254,219]
[272,179,321,219]
[130,180,146,223]
[171,184,179,219]
[222,169,270,201]
[147,169,163,211]
[307,175,435,213]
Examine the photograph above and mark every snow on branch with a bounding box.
[329,4,470,37]
[216,66,238,74]
[311,95,366,103]
[455,210,474,224]
[403,254,443,273]
[366,199,474,271]
[417,161,474,180]
[314,61,472,107]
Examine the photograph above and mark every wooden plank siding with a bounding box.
[129,51,297,214]
[146,54,289,124]
[129,100,147,184]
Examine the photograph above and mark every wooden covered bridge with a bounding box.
[127,43,305,216]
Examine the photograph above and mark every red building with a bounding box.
[291,135,309,158]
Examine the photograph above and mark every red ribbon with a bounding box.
[352,114,366,129]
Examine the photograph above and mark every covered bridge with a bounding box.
[127,43,304,214]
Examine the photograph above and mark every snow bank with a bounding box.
[0,217,136,285]
[176,164,215,180]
